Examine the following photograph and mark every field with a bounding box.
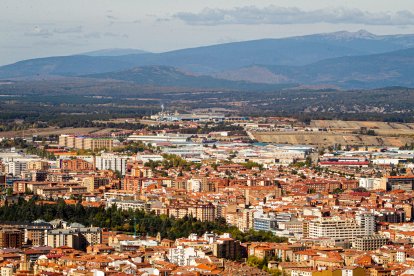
[252,120,414,147]
[0,127,117,139]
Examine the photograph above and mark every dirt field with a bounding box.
[253,119,414,147]
[0,127,117,138]
[252,132,414,147]
[311,120,414,131]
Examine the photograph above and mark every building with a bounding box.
[6,160,27,176]
[95,154,129,175]
[127,134,190,144]
[82,176,110,192]
[168,246,203,266]
[0,228,23,248]
[47,226,102,250]
[353,235,388,251]
[309,213,375,242]
[27,160,49,171]
[61,159,94,171]
[383,175,414,191]
[212,235,243,260]
[254,214,278,232]
[59,135,113,151]
[25,220,53,246]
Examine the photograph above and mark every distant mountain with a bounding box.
[80,48,149,56]
[84,65,292,90]
[0,55,137,79]
[215,48,414,88]
[1,30,414,88]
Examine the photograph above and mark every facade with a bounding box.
[95,154,129,175]
[82,176,110,192]
[212,237,243,260]
[384,176,414,191]
[61,159,94,171]
[353,235,388,251]
[27,161,49,171]
[47,227,102,250]
[309,213,375,242]
[254,214,278,232]
[6,161,27,176]
[59,135,113,151]
[0,229,23,248]
[25,221,52,246]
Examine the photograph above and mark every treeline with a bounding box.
[0,198,287,243]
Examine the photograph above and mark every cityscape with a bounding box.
[1,1,414,276]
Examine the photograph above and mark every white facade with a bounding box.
[6,160,28,176]
[168,246,203,266]
[309,213,375,242]
[188,179,202,192]
[95,154,130,175]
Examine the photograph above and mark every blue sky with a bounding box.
[1,0,414,65]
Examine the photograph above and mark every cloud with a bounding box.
[25,26,53,37]
[25,25,84,38]
[173,6,414,26]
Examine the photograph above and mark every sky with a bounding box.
[1,0,414,65]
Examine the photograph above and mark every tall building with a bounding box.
[6,161,27,176]
[25,220,52,246]
[95,154,129,175]
[0,229,23,248]
[212,234,244,260]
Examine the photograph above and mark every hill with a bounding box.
[84,66,292,90]
[2,30,414,80]
[80,48,150,56]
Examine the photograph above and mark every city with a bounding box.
[0,113,413,275]
[1,0,414,275]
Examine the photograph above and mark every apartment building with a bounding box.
[47,226,102,250]
[0,228,23,248]
[27,160,49,171]
[59,135,113,151]
[82,176,110,192]
[309,213,375,242]
[353,235,388,251]
[95,154,129,175]
[212,235,243,260]
[60,159,94,171]
[25,220,53,246]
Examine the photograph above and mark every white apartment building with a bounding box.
[359,178,382,190]
[95,154,130,175]
[188,179,202,192]
[6,160,28,176]
[167,246,204,267]
[309,213,375,242]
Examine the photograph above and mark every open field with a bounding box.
[252,132,414,147]
[0,127,118,139]
[253,120,414,147]
[311,120,414,131]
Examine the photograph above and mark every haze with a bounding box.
[1,0,414,65]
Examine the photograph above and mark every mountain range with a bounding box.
[1,30,414,89]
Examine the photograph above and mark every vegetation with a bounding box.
[0,198,287,243]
